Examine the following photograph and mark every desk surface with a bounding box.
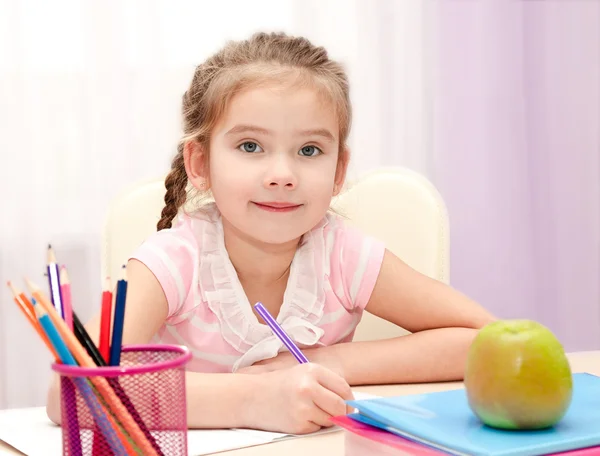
[1,350,598,456]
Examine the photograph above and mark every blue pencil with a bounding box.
[33,300,129,455]
[109,265,128,366]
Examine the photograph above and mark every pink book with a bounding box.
[554,447,600,455]
[331,415,600,456]
[331,415,442,455]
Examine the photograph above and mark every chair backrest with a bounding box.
[330,168,449,340]
[101,167,449,342]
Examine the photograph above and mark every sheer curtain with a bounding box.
[0,0,427,409]
[429,0,600,352]
[292,0,429,178]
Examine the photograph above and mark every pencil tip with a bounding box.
[60,266,69,282]
[46,245,57,264]
[6,281,18,297]
[120,264,127,281]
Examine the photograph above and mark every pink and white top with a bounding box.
[130,203,386,373]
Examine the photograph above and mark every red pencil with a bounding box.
[99,277,113,363]
[59,266,73,330]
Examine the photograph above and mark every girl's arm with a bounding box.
[45,260,257,428]
[46,259,352,433]
[246,249,496,385]
[338,248,497,384]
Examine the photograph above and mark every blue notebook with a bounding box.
[347,372,600,456]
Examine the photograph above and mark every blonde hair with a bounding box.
[157,31,352,231]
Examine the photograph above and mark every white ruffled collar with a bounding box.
[189,203,332,371]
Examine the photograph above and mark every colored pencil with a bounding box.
[60,377,84,456]
[7,281,59,361]
[72,306,118,456]
[25,278,158,456]
[28,294,139,456]
[46,245,65,319]
[59,266,74,330]
[72,312,105,367]
[73,307,165,456]
[254,302,309,364]
[32,298,83,456]
[33,301,126,456]
[28,282,141,456]
[73,310,166,456]
[109,266,127,366]
[99,277,113,364]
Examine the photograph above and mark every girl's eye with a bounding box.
[299,145,322,157]
[239,142,263,153]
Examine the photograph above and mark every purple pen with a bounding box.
[254,302,309,364]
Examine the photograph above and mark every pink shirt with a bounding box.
[130,203,385,373]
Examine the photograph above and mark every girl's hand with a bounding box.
[238,346,346,378]
[237,352,297,374]
[244,363,354,434]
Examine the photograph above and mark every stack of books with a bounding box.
[333,373,600,455]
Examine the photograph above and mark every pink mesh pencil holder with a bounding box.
[52,344,192,456]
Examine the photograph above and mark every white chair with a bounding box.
[101,167,450,342]
[330,168,449,340]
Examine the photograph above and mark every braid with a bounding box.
[157,144,188,231]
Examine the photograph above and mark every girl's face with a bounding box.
[201,82,347,246]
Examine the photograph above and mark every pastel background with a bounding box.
[0,0,598,409]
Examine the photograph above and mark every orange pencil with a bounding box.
[99,277,113,363]
[25,279,140,455]
[7,281,35,321]
[7,281,60,361]
[25,278,159,456]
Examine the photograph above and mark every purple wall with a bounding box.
[430,1,600,350]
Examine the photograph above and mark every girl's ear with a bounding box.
[333,145,350,195]
[183,140,210,191]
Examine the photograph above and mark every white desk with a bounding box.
[2,351,598,455]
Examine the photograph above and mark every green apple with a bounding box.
[464,319,573,430]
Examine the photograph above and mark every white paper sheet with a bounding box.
[0,392,378,455]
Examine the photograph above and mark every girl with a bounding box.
[47,31,495,434]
